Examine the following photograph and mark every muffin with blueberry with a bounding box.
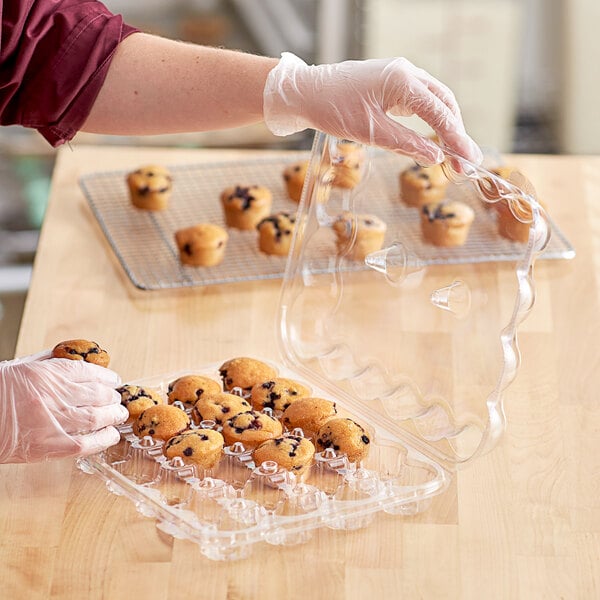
[174,223,228,267]
[164,429,224,470]
[250,377,311,413]
[127,164,173,210]
[219,357,277,395]
[167,375,222,409]
[133,404,190,442]
[220,185,272,230]
[315,417,371,463]
[117,384,163,421]
[221,410,283,449]
[256,212,299,256]
[400,163,448,207]
[420,200,475,246]
[52,339,110,368]
[253,434,315,476]
[192,391,252,426]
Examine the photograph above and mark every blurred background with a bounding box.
[1,0,598,359]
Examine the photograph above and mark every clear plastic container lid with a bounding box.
[277,133,550,469]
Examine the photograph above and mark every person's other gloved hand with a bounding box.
[0,350,128,464]
[264,52,483,166]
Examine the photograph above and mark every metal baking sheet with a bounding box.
[79,153,575,290]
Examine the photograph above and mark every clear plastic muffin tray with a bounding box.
[79,147,573,290]
[79,362,448,562]
[79,133,554,560]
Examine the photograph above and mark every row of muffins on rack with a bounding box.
[399,161,544,246]
[124,143,375,267]
[126,165,297,266]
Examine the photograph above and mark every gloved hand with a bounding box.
[264,52,482,166]
[0,350,128,464]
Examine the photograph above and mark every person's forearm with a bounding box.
[82,33,279,135]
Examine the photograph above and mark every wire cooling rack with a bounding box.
[80,153,575,290]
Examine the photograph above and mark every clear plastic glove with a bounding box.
[0,350,128,464]
[264,52,483,166]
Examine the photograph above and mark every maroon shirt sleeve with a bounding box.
[0,0,138,146]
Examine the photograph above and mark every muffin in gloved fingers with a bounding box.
[52,339,110,368]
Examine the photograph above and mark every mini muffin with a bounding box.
[332,212,387,261]
[420,200,475,247]
[174,223,228,267]
[192,392,253,426]
[491,166,517,180]
[52,339,110,368]
[126,165,173,210]
[400,163,448,207]
[330,142,364,189]
[132,404,190,442]
[253,435,316,475]
[220,185,273,230]
[164,429,225,470]
[495,196,542,243]
[250,377,311,413]
[315,417,371,463]
[256,212,298,256]
[281,397,338,437]
[117,385,163,421]
[167,375,222,409]
[283,160,309,202]
[219,357,278,395]
[221,410,283,449]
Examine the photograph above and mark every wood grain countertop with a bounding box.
[1,145,598,599]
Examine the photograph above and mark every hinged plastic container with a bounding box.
[79,132,551,560]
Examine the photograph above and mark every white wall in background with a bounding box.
[363,0,523,153]
[559,0,600,154]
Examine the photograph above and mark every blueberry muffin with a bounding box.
[281,397,338,437]
[164,429,225,470]
[192,392,252,426]
[256,212,298,256]
[117,385,163,421]
[174,223,228,267]
[250,377,311,413]
[167,375,222,409]
[283,160,309,202]
[220,185,273,230]
[221,410,283,449]
[126,164,173,211]
[253,435,316,475]
[52,339,110,368]
[315,417,371,463]
[332,212,387,261]
[420,200,475,247]
[132,404,190,442]
[495,196,543,243]
[400,163,448,207]
[219,357,278,395]
[330,142,364,189]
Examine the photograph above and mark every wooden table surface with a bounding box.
[1,145,598,599]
